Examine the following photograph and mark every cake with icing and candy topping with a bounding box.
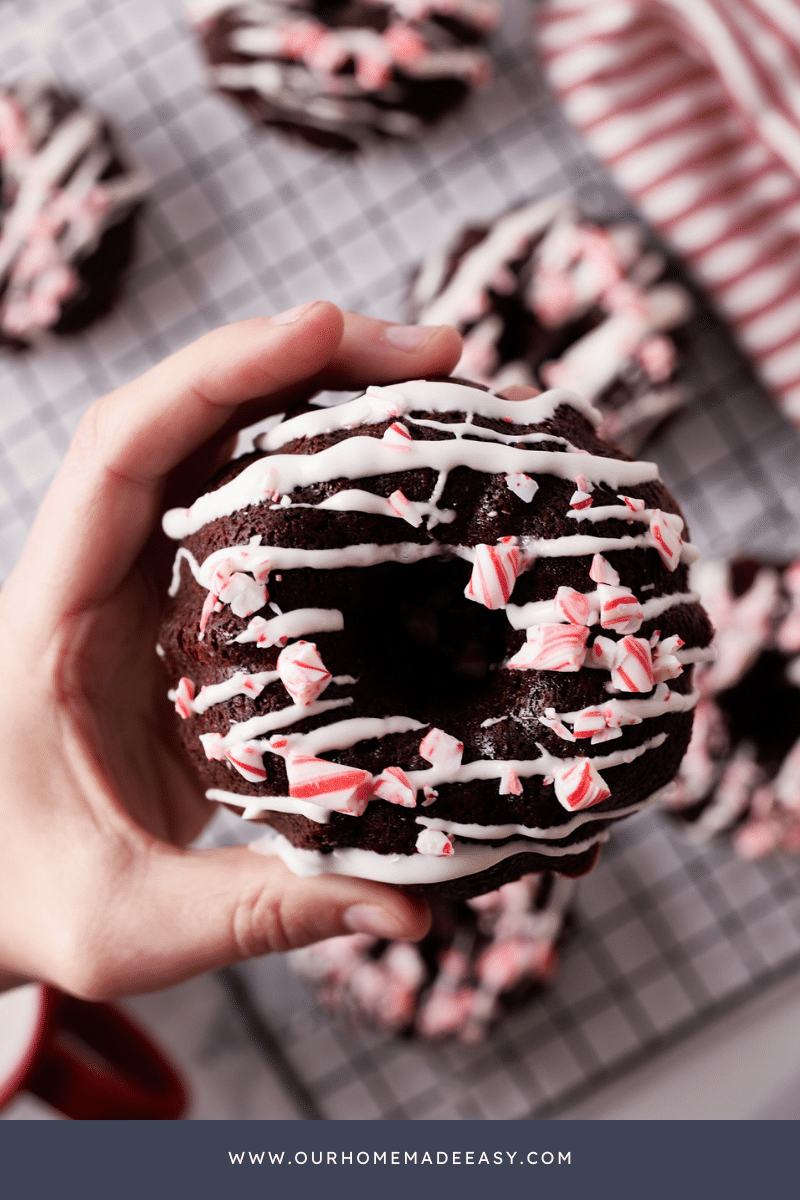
[409,196,692,453]
[0,79,147,348]
[187,0,499,152]
[158,376,713,898]
[666,559,800,858]
[292,871,575,1041]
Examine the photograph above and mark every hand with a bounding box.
[0,303,461,999]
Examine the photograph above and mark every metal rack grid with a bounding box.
[2,0,800,1120]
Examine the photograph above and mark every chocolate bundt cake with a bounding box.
[187,0,499,152]
[0,78,147,348]
[292,871,575,1042]
[158,376,712,898]
[667,559,800,858]
[408,197,692,452]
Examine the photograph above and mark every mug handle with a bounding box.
[25,988,187,1120]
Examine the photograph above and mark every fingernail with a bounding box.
[271,301,317,326]
[343,904,405,939]
[383,323,434,351]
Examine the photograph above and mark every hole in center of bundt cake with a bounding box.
[354,559,507,708]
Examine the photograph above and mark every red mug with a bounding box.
[0,984,187,1120]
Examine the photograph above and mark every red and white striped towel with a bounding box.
[537,0,800,425]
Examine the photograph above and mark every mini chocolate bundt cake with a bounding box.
[0,78,146,348]
[408,196,692,452]
[667,558,800,858]
[292,871,575,1042]
[188,0,499,152]
[158,376,712,898]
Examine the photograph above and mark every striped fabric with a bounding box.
[537,0,800,424]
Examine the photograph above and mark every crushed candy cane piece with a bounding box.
[199,732,226,761]
[277,640,331,705]
[422,785,439,805]
[598,585,643,633]
[499,769,524,795]
[225,742,267,782]
[174,677,195,719]
[649,509,682,570]
[611,636,654,693]
[464,537,521,609]
[286,755,373,816]
[218,572,267,619]
[653,634,685,683]
[573,709,607,739]
[234,615,287,648]
[589,635,618,669]
[505,473,538,503]
[388,489,423,527]
[637,334,675,382]
[554,585,592,626]
[415,829,454,857]
[419,728,464,769]
[569,489,593,510]
[382,421,413,451]
[508,623,589,672]
[589,554,620,586]
[618,494,646,513]
[553,758,611,812]
[373,766,417,808]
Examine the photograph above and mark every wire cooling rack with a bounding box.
[3,0,800,1120]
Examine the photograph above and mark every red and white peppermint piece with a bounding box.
[199,731,225,761]
[589,635,618,669]
[286,755,373,817]
[575,474,590,494]
[569,488,593,510]
[554,585,592,627]
[649,509,682,571]
[174,677,195,719]
[499,769,524,796]
[382,421,413,451]
[277,640,331,706]
[224,742,267,782]
[611,636,655,693]
[572,709,607,739]
[507,623,589,672]
[589,553,620,586]
[637,334,675,382]
[464,537,521,609]
[504,473,538,503]
[422,785,439,806]
[553,758,611,812]
[384,22,427,66]
[236,615,287,648]
[598,585,643,634]
[652,634,685,683]
[618,494,646,513]
[419,728,464,770]
[415,829,454,857]
[388,488,423,527]
[218,572,267,619]
[539,708,576,741]
[373,766,417,808]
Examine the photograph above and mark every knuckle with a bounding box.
[231,884,289,959]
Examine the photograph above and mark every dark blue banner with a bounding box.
[1,1119,794,1200]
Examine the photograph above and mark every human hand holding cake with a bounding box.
[0,303,462,998]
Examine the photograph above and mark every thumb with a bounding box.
[93,844,431,998]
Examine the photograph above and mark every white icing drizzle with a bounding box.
[544,687,700,741]
[507,589,699,630]
[415,783,672,841]
[259,379,600,450]
[220,697,352,747]
[233,606,343,645]
[250,827,609,884]
[272,487,456,526]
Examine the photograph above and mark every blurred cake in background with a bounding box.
[292,872,575,1042]
[408,196,692,453]
[188,0,499,152]
[666,559,800,858]
[0,78,147,348]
